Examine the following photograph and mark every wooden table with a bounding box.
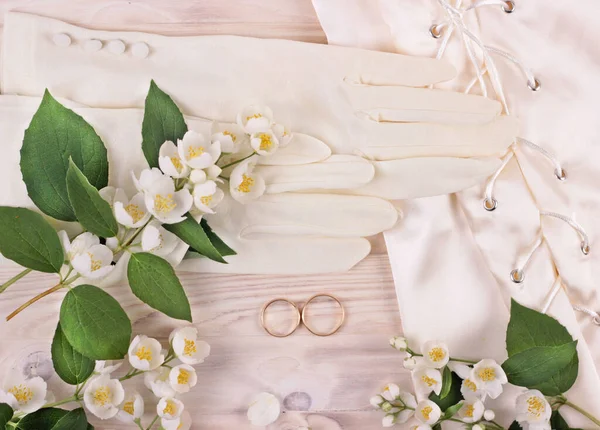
[0,1,405,428]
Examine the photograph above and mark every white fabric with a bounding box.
[311,0,600,425]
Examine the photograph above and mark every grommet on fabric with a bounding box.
[52,33,71,48]
[260,298,301,338]
[131,42,150,59]
[502,1,516,13]
[581,242,591,256]
[555,168,567,181]
[510,269,524,284]
[429,24,443,39]
[107,39,126,55]
[483,198,497,212]
[83,39,103,53]
[527,78,541,92]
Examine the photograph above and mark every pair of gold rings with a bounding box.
[260,293,345,337]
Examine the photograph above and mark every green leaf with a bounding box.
[16,407,88,430]
[66,159,118,238]
[506,300,579,394]
[0,207,64,273]
[0,403,13,428]
[127,253,192,322]
[502,342,578,388]
[142,80,188,168]
[60,285,132,360]
[429,371,463,412]
[21,90,108,221]
[165,215,226,263]
[439,366,452,400]
[550,411,570,430]
[442,401,463,419]
[51,322,95,385]
[508,422,523,430]
[201,219,236,256]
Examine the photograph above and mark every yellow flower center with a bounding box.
[237,174,255,194]
[123,401,135,415]
[154,194,177,213]
[428,347,446,362]
[163,400,177,415]
[200,195,213,206]
[93,386,111,406]
[125,203,145,224]
[527,396,545,417]
[8,385,33,403]
[223,130,237,142]
[464,379,477,392]
[136,346,153,361]
[257,133,273,151]
[170,157,183,171]
[421,375,438,387]
[478,367,496,382]
[177,369,191,385]
[464,404,474,418]
[88,253,102,271]
[246,113,263,121]
[188,146,205,159]
[421,406,433,420]
[184,339,197,356]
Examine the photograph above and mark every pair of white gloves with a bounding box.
[0,12,516,275]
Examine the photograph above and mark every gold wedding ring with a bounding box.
[260,298,301,337]
[301,293,345,337]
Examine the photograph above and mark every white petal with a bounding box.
[247,392,280,426]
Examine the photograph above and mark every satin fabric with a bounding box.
[312,0,600,425]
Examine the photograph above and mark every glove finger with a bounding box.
[256,155,374,193]
[359,115,518,160]
[257,132,331,165]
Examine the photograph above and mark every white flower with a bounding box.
[113,190,151,228]
[159,140,190,178]
[396,392,417,424]
[94,360,122,375]
[458,399,485,423]
[381,383,400,401]
[193,180,224,214]
[370,395,384,408]
[162,411,192,430]
[447,362,472,379]
[247,392,280,426]
[250,130,279,156]
[471,359,508,399]
[59,231,96,261]
[0,375,47,413]
[389,336,408,351]
[144,368,176,398]
[144,175,193,224]
[132,168,167,193]
[116,391,144,423]
[128,335,164,371]
[141,220,181,257]
[230,158,266,204]
[382,414,396,427]
[460,377,485,401]
[169,364,197,393]
[66,232,114,280]
[178,130,221,170]
[484,409,496,421]
[211,122,246,154]
[473,426,484,430]
[157,396,184,420]
[516,390,552,430]
[170,326,211,365]
[404,357,417,370]
[415,400,441,425]
[412,368,442,400]
[237,105,273,134]
[410,426,432,430]
[83,375,125,419]
[272,123,293,147]
[421,341,449,368]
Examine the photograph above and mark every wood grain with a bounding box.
[0,1,404,429]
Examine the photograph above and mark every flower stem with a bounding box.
[146,415,159,429]
[6,282,65,321]
[134,418,144,430]
[43,394,80,408]
[219,152,256,170]
[563,400,600,427]
[117,219,152,253]
[0,269,33,294]
[119,368,145,382]
[408,351,477,365]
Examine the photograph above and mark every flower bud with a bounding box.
[483,410,495,421]
[389,336,408,351]
[382,414,397,428]
[381,401,393,412]
[473,425,485,430]
[370,395,384,408]
[403,357,417,370]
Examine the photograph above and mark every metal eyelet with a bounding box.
[483,198,498,212]
[581,242,591,255]
[429,24,443,39]
[527,78,541,92]
[510,269,524,284]
[502,1,516,13]
[593,316,600,326]
[554,168,567,181]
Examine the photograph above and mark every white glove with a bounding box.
[1,12,518,200]
[0,95,396,275]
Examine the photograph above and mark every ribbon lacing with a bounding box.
[432,0,594,320]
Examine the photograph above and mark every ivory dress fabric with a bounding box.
[313,0,600,424]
